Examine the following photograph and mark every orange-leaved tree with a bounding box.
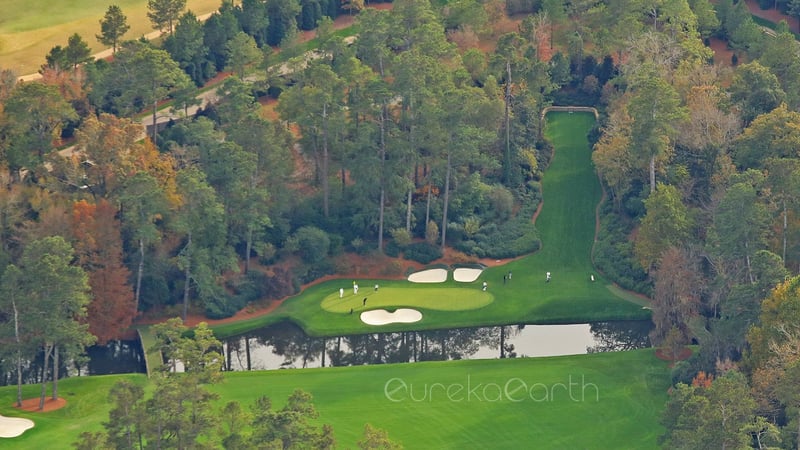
[72,199,136,345]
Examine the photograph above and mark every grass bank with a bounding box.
[0,349,669,448]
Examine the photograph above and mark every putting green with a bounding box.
[321,287,494,312]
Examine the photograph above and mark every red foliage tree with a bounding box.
[692,371,714,389]
[71,199,136,344]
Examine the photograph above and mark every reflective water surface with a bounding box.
[221,320,652,371]
[0,321,651,384]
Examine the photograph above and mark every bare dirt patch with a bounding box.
[708,37,737,67]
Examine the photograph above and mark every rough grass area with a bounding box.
[0,349,669,449]
[0,0,221,75]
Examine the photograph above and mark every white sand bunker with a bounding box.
[407,268,447,283]
[0,415,34,438]
[453,268,483,282]
[361,308,423,325]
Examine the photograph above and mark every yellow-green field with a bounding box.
[0,0,223,76]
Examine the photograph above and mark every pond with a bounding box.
[0,340,146,386]
[0,321,652,384]
[220,320,653,371]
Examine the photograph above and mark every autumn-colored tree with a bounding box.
[19,191,71,243]
[675,84,740,153]
[733,103,800,169]
[661,371,757,449]
[74,113,146,198]
[341,0,365,15]
[71,199,136,344]
[746,276,800,424]
[662,325,688,362]
[592,105,634,211]
[40,65,91,115]
[63,113,178,205]
[650,247,701,345]
[691,371,714,389]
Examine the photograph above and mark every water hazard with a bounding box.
[0,321,651,383]
[220,320,652,371]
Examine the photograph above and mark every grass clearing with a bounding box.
[0,0,222,75]
[0,349,669,449]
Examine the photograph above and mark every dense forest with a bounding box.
[2,0,800,446]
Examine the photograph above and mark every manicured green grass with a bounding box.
[0,374,149,448]
[0,349,669,449]
[211,112,649,339]
[320,285,493,312]
[0,0,222,75]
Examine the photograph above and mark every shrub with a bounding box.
[229,271,269,304]
[487,185,514,221]
[464,217,481,237]
[390,227,412,247]
[140,273,172,309]
[403,242,442,264]
[384,239,401,258]
[425,221,439,245]
[203,286,242,319]
[536,139,554,170]
[295,259,336,284]
[261,266,296,300]
[593,202,650,294]
[328,233,344,256]
[451,188,542,259]
[380,260,403,276]
[446,222,465,243]
[294,226,330,263]
[506,0,540,15]
[350,237,365,254]
[255,242,277,265]
[207,268,296,319]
